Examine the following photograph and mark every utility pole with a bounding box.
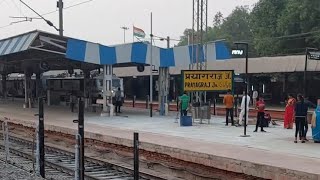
[57,0,63,36]
[192,0,208,104]
[150,12,153,117]
[121,26,129,43]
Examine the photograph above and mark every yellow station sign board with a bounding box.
[182,70,234,92]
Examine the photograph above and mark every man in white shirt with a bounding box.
[252,90,258,106]
[239,91,251,126]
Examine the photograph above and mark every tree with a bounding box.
[177,0,320,57]
[250,0,287,56]
[277,0,320,50]
[179,6,253,51]
[213,11,223,27]
[218,6,254,52]
[177,29,193,46]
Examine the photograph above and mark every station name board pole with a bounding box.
[233,42,250,137]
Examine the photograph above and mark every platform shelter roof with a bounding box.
[65,38,230,68]
[0,30,230,74]
[0,30,99,74]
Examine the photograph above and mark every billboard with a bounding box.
[182,70,234,92]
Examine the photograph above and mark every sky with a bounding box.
[0,0,258,48]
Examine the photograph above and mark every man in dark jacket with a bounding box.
[294,94,308,143]
[115,88,122,113]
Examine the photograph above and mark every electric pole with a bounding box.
[121,26,129,43]
[57,0,63,36]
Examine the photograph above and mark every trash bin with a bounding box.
[180,116,192,126]
[192,102,200,120]
[200,103,211,120]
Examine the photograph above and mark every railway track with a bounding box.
[0,135,164,180]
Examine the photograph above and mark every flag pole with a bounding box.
[132,24,135,42]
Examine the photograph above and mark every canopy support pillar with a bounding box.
[1,74,7,100]
[24,70,32,108]
[159,67,170,116]
[36,73,42,99]
[102,65,113,117]
[83,70,90,109]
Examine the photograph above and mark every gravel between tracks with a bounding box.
[0,160,44,180]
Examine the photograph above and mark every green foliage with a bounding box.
[178,0,320,57]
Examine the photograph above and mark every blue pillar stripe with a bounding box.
[131,42,147,64]
[160,48,175,67]
[188,45,194,64]
[188,45,205,63]
[199,45,205,62]
[9,36,23,54]
[99,45,116,65]
[66,39,87,62]
[216,41,231,60]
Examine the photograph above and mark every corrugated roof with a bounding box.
[113,55,320,77]
[0,31,38,56]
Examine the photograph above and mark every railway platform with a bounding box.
[0,101,319,180]
[123,100,315,121]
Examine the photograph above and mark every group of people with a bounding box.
[223,90,267,132]
[284,94,320,143]
[178,90,320,143]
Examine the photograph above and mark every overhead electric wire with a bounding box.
[0,24,11,29]
[0,0,94,30]
[40,0,94,16]
[19,0,59,31]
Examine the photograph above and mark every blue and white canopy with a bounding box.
[66,39,230,68]
[0,32,38,56]
[0,30,230,70]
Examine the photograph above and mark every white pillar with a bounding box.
[159,67,170,116]
[47,90,51,106]
[24,75,28,108]
[102,65,113,117]
[24,72,31,108]
[83,71,90,109]
[103,65,107,112]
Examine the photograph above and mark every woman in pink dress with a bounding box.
[284,94,296,129]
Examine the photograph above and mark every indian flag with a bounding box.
[133,26,146,38]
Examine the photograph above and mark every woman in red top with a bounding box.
[254,97,266,132]
[284,94,296,129]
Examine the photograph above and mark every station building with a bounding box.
[114,55,320,105]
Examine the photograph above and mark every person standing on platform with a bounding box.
[311,99,320,143]
[238,91,251,126]
[303,96,316,141]
[223,89,234,126]
[254,97,266,132]
[294,94,308,143]
[179,91,190,116]
[284,94,296,129]
[252,89,258,106]
[70,91,76,113]
[115,87,122,113]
